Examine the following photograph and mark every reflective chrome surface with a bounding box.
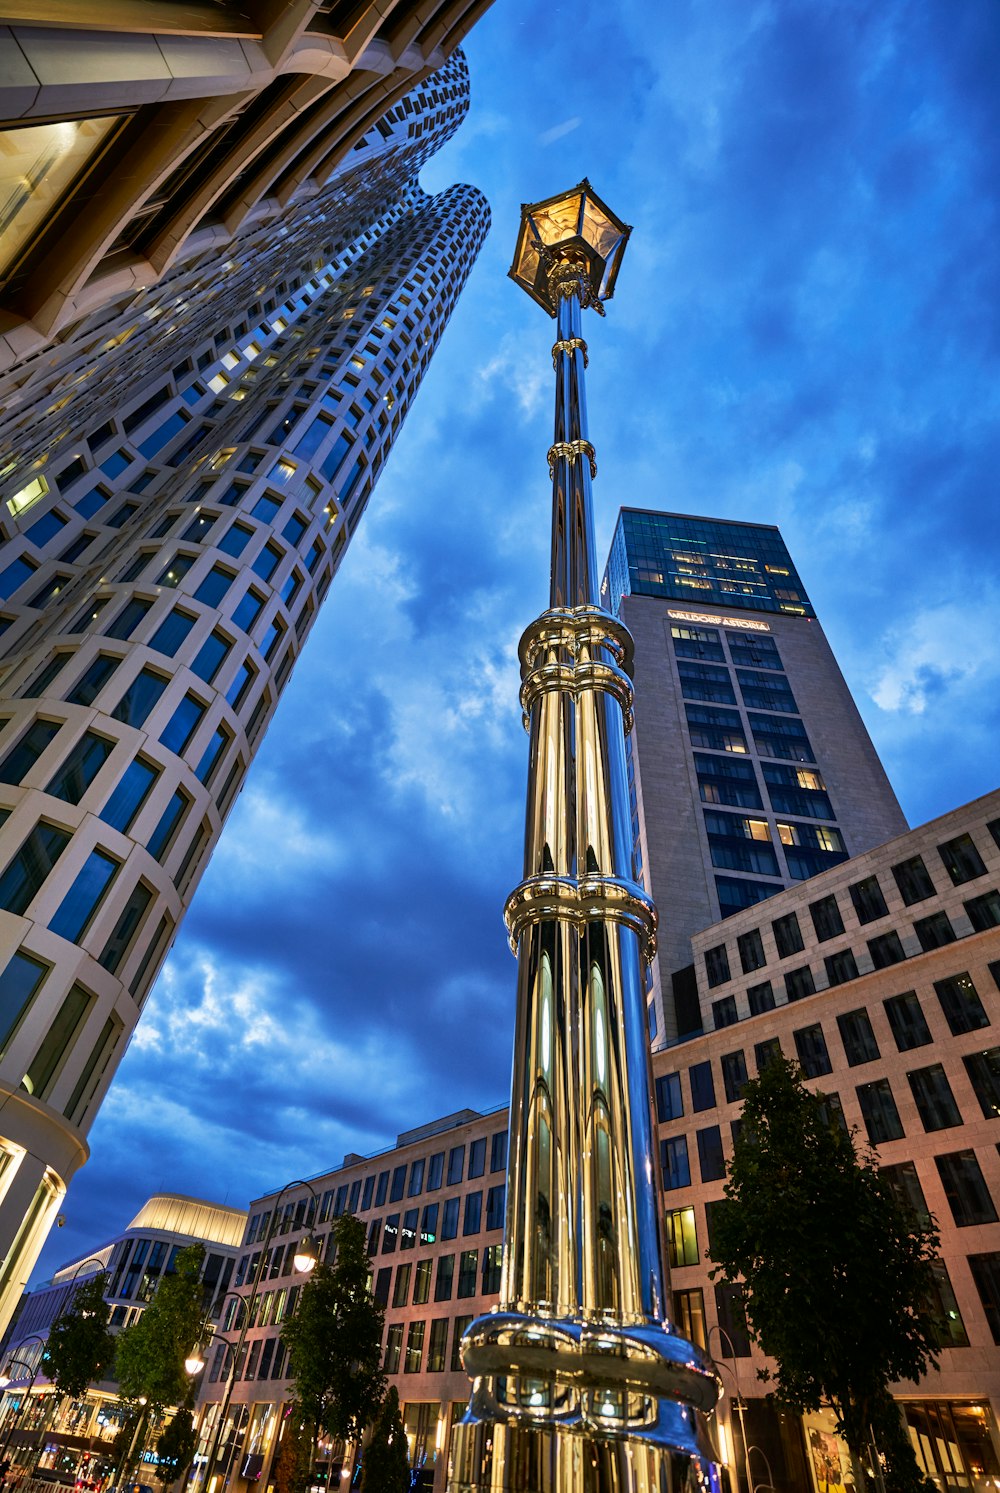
[450,195,722,1491]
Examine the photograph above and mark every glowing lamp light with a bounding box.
[508,179,631,316]
[293,1234,320,1273]
[0,1374,10,1389]
[184,1345,206,1376]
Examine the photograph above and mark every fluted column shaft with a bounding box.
[449,275,720,1493]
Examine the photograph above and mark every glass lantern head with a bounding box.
[509,179,631,315]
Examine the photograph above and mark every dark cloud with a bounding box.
[34,0,1000,1279]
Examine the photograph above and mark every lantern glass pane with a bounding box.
[531,194,583,246]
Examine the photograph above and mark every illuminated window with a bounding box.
[0,117,122,276]
[208,373,229,393]
[796,769,823,790]
[7,475,48,517]
[746,819,770,842]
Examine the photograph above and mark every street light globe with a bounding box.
[184,1346,206,1376]
[0,1374,10,1388]
[292,1234,319,1273]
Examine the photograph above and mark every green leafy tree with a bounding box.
[281,1215,385,1444]
[273,1406,311,1493]
[114,1244,206,1414]
[710,1055,939,1493]
[359,1386,409,1493]
[155,1408,197,1485]
[45,1274,116,1398]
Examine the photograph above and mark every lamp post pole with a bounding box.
[196,1180,319,1493]
[449,182,722,1493]
[0,1337,49,1465]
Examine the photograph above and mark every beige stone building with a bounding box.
[659,789,1000,1492]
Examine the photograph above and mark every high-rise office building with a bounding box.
[0,11,490,1332]
[603,507,907,1042]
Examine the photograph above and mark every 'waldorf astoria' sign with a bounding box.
[667,608,771,632]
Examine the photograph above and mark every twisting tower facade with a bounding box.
[449,184,720,1492]
[0,50,489,1332]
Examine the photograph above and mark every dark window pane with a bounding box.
[67,655,120,706]
[147,789,189,862]
[660,1136,690,1190]
[857,1080,904,1144]
[908,1065,962,1132]
[880,1161,932,1228]
[720,1051,748,1104]
[0,951,48,1049]
[809,895,844,941]
[0,822,71,915]
[156,553,195,588]
[112,669,168,728]
[964,1048,1000,1121]
[194,566,235,607]
[772,911,804,958]
[101,758,158,833]
[160,694,205,755]
[705,944,730,988]
[45,731,113,804]
[938,833,987,886]
[849,876,888,924]
[690,1060,716,1111]
[99,881,153,973]
[24,983,91,1099]
[892,855,935,906]
[868,931,906,969]
[785,966,816,1002]
[965,892,1000,933]
[655,1073,683,1122]
[747,980,775,1015]
[837,1009,879,1066]
[934,1151,997,1227]
[934,974,988,1036]
[968,1253,1000,1344]
[754,1037,782,1074]
[0,719,60,784]
[737,929,765,974]
[825,949,859,987]
[105,598,152,641]
[793,1024,831,1078]
[712,995,738,1030]
[914,912,956,952]
[697,1126,726,1182]
[149,609,197,657]
[50,848,119,942]
[884,991,931,1052]
[191,631,231,684]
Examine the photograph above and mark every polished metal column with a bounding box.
[449,183,722,1492]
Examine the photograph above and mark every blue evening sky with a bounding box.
[36,0,1000,1276]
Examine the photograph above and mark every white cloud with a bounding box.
[869,592,1000,715]
[538,117,581,146]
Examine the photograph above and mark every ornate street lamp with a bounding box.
[449,181,722,1491]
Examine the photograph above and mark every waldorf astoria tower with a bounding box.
[0,0,490,1331]
[604,508,907,1042]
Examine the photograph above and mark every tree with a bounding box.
[710,1055,940,1493]
[281,1214,385,1445]
[45,1274,116,1399]
[155,1408,197,1485]
[114,1243,206,1414]
[273,1406,311,1493]
[359,1386,409,1493]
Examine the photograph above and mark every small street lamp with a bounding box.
[0,1336,49,1463]
[193,1180,320,1493]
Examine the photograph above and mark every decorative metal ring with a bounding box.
[547,439,597,480]
[551,337,589,369]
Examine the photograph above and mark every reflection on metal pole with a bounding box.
[448,182,722,1492]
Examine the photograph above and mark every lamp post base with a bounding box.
[449,1412,720,1493]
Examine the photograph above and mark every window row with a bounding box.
[703,825,1000,988]
[381,1308,479,1376]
